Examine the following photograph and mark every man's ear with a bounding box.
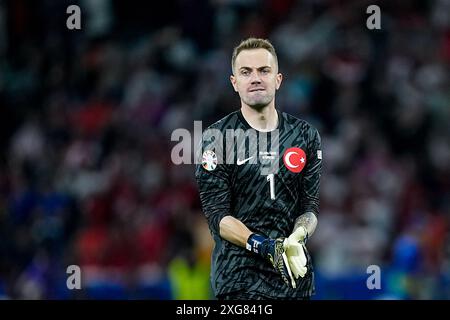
[276,73,283,90]
[230,75,238,92]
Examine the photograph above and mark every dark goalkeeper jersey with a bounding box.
[195,109,322,299]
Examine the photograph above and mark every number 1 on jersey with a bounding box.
[266,174,276,200]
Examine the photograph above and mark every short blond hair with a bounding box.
[231,38,278,73]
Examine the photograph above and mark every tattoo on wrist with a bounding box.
[294,212,317,238]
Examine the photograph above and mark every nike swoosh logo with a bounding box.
[237,156,253,165]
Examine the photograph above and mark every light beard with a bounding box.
[243,95,273,111]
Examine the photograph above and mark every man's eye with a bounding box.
[241,70,250,76]
[261,69,269,74]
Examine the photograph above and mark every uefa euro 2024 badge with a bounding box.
[202,150,217,171]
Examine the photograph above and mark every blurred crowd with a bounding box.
[0,0,449,299]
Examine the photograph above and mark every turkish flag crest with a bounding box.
[283,147,307,173]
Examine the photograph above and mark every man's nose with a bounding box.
[250,72,262,84]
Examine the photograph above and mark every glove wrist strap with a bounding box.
[246,233,268,256]
[303,230,309,244]
[296,226,309,244]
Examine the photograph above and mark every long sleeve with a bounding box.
[300,127,322,216]
[195,132,232,237]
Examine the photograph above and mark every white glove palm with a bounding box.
[283,227,308,279]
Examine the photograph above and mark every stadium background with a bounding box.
[0,0,449,299]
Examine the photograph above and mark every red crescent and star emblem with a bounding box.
[283,147,307,173]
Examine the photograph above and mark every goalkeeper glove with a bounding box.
[246,234,297,288]
[283,227,308,279]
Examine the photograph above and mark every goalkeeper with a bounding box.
[195,38,322,300]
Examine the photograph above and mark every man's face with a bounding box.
[230,48,282,110]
